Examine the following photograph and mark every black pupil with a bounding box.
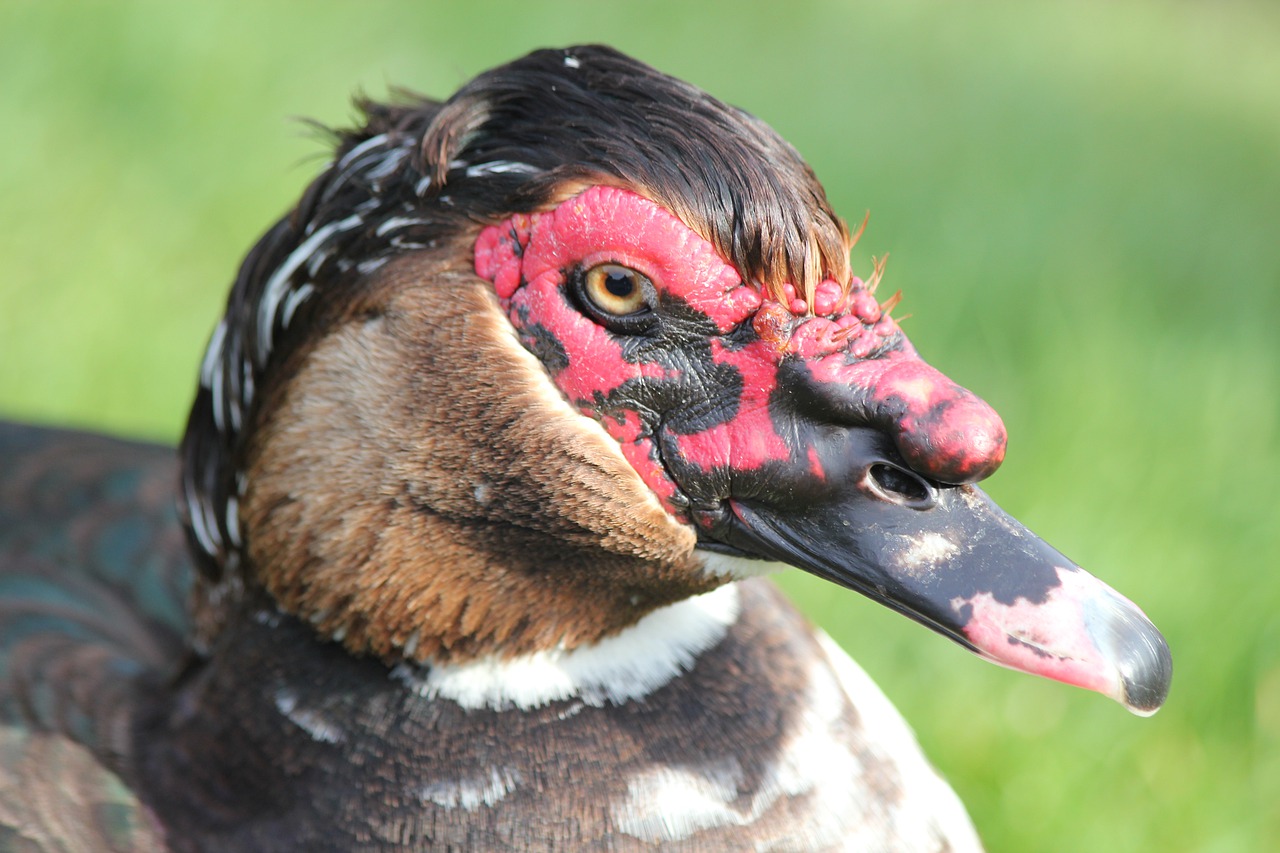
[604,271,634,298]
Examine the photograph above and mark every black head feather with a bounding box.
[420,45,850,293]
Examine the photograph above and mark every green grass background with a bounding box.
[2,1,1277,849]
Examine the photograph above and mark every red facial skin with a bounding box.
[474,185,1006,518]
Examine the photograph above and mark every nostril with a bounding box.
[866,463,937,509]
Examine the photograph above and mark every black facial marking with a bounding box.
[613,292,720,361]
[517,322,570,375]
[592,294,746,438]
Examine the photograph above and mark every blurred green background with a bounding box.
[2,1,1277,850]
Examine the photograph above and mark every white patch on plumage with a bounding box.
[356,256,389,276]
[280,283,315,330]
[199,318,230,431]
[374,216,432,237]
[209,353,227,432]
[237,367,253,429]
[363,145,409,186]
[255,212,365,362]
[464,160,542,179]
[223,494,242,548]
[698,549,787,581]
[612,642,862,849]
[321,134,414,203]
[815,631,983,853]
[198,318,227,391]
[183,473,220,557]
[273,688,346,744]
[401,628,422,658]
[304,247,333,278]
[415,766,523,811]
[556,700,585,721]
[611,632,982,852]
[613,759,747,842]
[332,133,389,174]
[389,234,432,250]
[253,608,281,627]
[394,584,739,711]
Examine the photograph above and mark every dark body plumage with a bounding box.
[0,424,182,851]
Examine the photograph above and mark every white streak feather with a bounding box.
[395,584,740,711]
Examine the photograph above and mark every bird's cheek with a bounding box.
[507,272,636,399]
[498,272,691,515]
[668,340,791,479]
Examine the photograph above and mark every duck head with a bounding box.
[181,45,1170,714]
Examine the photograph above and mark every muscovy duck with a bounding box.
[0,45,1171,852]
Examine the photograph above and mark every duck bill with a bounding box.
[711,480,1172,716]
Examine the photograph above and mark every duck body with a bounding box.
[0,46,1170,851]
[132,579,969,851]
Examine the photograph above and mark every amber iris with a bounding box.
[582,263,652,316]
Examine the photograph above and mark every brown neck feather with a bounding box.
[231,255,708,664]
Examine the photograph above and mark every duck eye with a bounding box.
[574,263,657,332]
[583,264,651,315]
